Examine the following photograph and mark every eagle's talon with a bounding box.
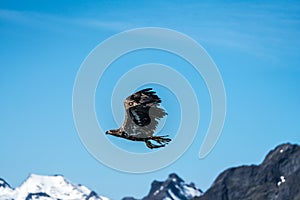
[145,140,166,149]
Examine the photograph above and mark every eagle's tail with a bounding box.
[145,135,171,149]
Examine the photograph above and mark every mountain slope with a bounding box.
[0,174,109,200]
[0,178,13,200]
[1,143,299,200]
[195,143,300,200]
[123,173,202,200]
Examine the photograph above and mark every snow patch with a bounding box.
[167,189,180,200]
[183,184,202,198]
[280,149,284,153]
[277,176,286,186]
[153,189,160,196]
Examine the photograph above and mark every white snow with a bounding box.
[153,189,160,195]
[277,181,281,186]
[0,180,14,200]
[175,184,180,190]
[159,180,202,200]
[280,176,286,183]
[277,175,286,186]
[167,189,180,200]
[152,185,165,196]
[280,149,284,153]
[0,174,109,200]
[182,184,202,198]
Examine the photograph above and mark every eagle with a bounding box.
[106,88,171,149]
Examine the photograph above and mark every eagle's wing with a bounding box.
[121,88,167,138]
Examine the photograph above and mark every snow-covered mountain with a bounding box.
[1,173,201,200]
[0,178,13,200]
[0,174,109,200]
[3,143,299,200]
[123,173,203,200]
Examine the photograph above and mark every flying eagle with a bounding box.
[106,88,171,149]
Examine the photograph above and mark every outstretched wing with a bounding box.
[121,88,167,137]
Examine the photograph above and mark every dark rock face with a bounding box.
[195,143,300,200]
[122,197,137,200]
[123,173,202,200]
[86,191,101,200]
[25,192,50,200]
[0,178,11,189]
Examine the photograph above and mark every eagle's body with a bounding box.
[106,88,171,149]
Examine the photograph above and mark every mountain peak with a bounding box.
[24,173,65,186]
[263,143,299,165]
[0,174,108,200]
[123,173,202,200]
[196,143,300,200]
[168,173,184,183]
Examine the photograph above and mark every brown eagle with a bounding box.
[106,88,171,149]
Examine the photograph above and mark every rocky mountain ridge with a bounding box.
[195,143,300,200]
[1,143,299,200]
[123,173,202,200]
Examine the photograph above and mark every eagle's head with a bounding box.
[106,129,127,138]
[124,99,138,110]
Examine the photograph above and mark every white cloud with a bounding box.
[0,9,132,31]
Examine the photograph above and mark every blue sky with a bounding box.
[1,1,300,199]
